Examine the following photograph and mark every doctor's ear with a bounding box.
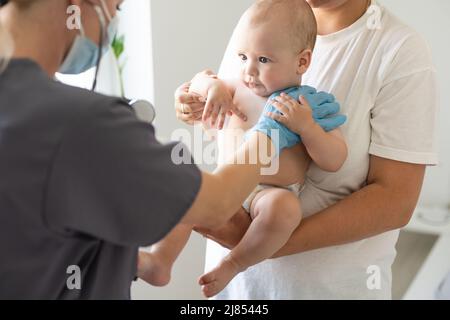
[68,0,100,7]
[68,0,82,6]
[296,49,312,75]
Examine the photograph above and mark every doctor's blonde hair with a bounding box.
[0,0,36,72]
[0,2,13,72]
[0,22,13,72]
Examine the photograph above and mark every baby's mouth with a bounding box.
[245,81,260,89]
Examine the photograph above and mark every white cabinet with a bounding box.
[403,206,450,299]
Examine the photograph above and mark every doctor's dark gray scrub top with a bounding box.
[0,59,201,299]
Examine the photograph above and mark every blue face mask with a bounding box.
[58,1,119,75]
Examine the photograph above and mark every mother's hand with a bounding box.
[175,81,206,125]
[193,207,251,250]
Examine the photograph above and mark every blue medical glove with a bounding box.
[246,108,299,157]
[278,85,347,132]
[300,86,347,132]
[248,86,347,155]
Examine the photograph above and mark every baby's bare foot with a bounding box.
[198,256,242,298]
[137,251,171,287]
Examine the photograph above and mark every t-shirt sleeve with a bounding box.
[218,25,241,80]
[369,33,439,165]
[44,99,202,246]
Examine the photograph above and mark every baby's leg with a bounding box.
[199,188,302,297]
[138,224,192,286]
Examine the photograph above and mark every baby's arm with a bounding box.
[300,127,347,172]
[189,69,232,97]
[189,70,245,129]
[268,93,347,172]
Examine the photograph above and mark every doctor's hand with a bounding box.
[193,207,251,250]
[249,86,347,155]
[267,93,315,136]
[175,82,206,125]
[269,86,347,133]
[299,86,347,132]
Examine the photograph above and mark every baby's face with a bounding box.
[235,21,302,97]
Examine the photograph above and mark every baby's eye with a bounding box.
[239,54,248,62]
[259,57,270,63]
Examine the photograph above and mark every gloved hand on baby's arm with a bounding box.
[248,85,347,155]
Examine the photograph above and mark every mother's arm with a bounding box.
[195,155,425,257]
[274,155,424,257]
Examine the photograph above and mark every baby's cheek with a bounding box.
[266,77,290,93]
[273,74,299,92]
[239,68,247,81]
[238,70,244,80]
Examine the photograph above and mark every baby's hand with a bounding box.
[202,82,236,130]
[267,93,315,136]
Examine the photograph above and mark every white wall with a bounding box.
[130,0,450,300]
[120,0,154,104]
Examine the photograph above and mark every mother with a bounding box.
[176,0,438,299]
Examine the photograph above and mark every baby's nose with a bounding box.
[244,61,259,77]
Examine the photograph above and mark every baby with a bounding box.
[138,0,347,297]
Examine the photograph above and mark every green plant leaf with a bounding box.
[111,35,125,59]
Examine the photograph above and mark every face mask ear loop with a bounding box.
[99,0,113,22]
[91,5,106,91]
[78,17,86,37]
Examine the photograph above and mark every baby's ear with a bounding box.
[296,49,312,75]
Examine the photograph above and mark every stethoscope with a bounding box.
[92,5,156,124]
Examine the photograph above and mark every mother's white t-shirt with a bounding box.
[205,2,438,299]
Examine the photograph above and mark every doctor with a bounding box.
[0,0,272,299]
[0,0,343,299]
[0,0,267,299]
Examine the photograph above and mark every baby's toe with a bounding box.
[202,281,219,298]
[198,272,215,286]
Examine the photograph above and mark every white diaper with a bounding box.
[242,183,304,213]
